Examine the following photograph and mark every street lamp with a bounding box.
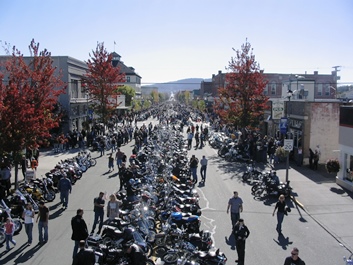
[284,89,294,183]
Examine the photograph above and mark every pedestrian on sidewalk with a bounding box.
[227,191,243,228]
[36,200,49,244]
[58,173,72,210]
[90,192,105,235]
[313,150,320,170]
[21,155,29,180]
[309,148,314,169]
[189,155,199,184]
[233,218,250,265]
[108,153,114,172]
[284,247,305,265]
[272,194,288,234]
[71,208,89,259]
[4,217,16,251]
[22,202,35,245]
[200,155,208,183]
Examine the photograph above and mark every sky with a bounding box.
[1,0,353,85]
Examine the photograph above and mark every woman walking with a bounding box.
[107,194,121,221]
[22,203,35,245]
[272,194,288,234]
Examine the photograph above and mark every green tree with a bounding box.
[151,90,159,103]
[215,40,269,128]
[117,85,135,106]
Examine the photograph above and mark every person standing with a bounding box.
[71,208,89,259]
[200,155,208,183]
[72,240,95,265]
[36,200,49,244]
[115,148,125,170]
[284,247,306,265]
[227,191,243,228]
[272,194,288,234]
[58,173,72,210]
[233,219,250,265]
[108,153,114,172]
[22,203,35,245]
[189,155,199,184]
[21,155,28,180]
[107,194,121,221]
[187,132,193,150]
[313,150,319,170]
[91,192,105,235]
[4,217,16,251]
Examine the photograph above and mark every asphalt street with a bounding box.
[1,117,352,265]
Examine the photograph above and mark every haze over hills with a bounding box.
[144,78,211,94]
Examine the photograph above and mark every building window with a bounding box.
[271,82,276,95]
[263,85,268,95]
[126,76,130,82]
[71,79,78,98]
[344,154,353,182]
[325,84,330,96]
[317,84,323,96]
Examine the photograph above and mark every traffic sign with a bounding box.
[284,139,294,151]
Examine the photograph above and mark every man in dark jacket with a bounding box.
[71,209,89,259]
[72,240,95,265]
[233,218,250,265]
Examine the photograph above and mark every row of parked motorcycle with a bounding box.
[86,123,228,264]
[208,131,251,163]
[0,150,97,246]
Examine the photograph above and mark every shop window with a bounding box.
[344,154,353,182]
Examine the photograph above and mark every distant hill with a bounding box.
[145,78,211,93]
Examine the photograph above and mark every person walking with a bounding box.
[72,240,95,265]
[36,200,49,244]
[189,155,199,184]
[108,153,114,172]
[313,150,319,170]
[233,219,250,265]
[21,155,28,180]
[115,148,125,170]
[4,217,16,251]
[187,132,193,150]
[58,173,72,210]
[107,194,121,221]
[90,192,105,235]
[200,155,208,183]
[71,208,89,259]
[227,191,243,228]
[284,247,306,265]
[22,202,35,245]
[272,194,288,234]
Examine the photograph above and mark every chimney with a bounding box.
[218,70,222,75]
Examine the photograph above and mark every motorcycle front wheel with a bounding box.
[13,218,23,234]
[0,230,5,245]
[162,252,180,264]
[44,190,56,202]
[89,158,97,166]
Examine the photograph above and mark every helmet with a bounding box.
[128,179,135,186]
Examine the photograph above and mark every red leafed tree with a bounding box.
[83,43,125,124]
[0,39,65,187]
[214,40,269,129]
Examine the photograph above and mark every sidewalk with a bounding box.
[10,147,85,185]
[276,161,353,253]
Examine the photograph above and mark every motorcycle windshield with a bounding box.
[133,231,146,246]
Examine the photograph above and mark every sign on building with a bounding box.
[280,117,288,134]
[272,100,284,120]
